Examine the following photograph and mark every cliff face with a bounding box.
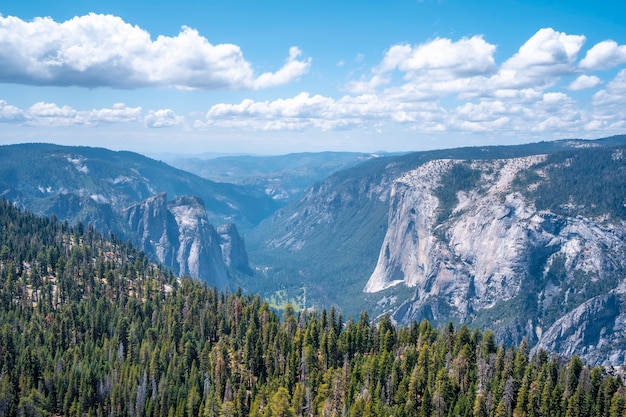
[123,193,180,273]
[363,154,626,364]
[168,196,229,290]
[532,286,626,366]
[217,223,252,275]
[123,194,230,290]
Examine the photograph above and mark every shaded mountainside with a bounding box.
[0,143,265,287]
[249,136,626,365]
[1,200,625,417]
[0,143,276,227]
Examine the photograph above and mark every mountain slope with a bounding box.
[1,200,625,416]
[0,143,276,227]
[0,143,266,286]
[167,151,384,203]
[249,136,626,365]
[249,137,624,312]
[367,150,626,356]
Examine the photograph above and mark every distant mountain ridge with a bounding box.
[166,151,386,203]
[0,142,276,227]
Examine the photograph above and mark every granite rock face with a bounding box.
[533,287,626,366]
[123,193,230,290]
[364,155,626,364]
[217,223,253,275]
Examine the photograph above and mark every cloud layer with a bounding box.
[0,14,310,89]
[197,28,626,138]
[1,17,625,144]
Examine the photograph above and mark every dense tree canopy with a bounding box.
[0,199,624,417]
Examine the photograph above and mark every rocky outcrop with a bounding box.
[365,156,548,310]
[217,224,252,275]
[364,155,626,364]
[533,286,626,366]
[123,194,229,290]
[124,193,180,273]
[167,196,229,290]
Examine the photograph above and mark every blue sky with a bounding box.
[1,0,625,155]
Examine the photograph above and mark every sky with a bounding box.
[0,0,625,155]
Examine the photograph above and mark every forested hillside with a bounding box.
[0,200,625,417]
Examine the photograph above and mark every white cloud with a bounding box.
[568,75,602,90]
[495,28,585,89]
[27,102,81,126]
[0,14,310,90]
[580,40,626,70]
[2,24,625,145]
[87,103,142,124]
[376,36,496,77]
[347,35,496,95]
[145,109,184,128]
[0,100,27,122]
[253,47,311,89]
[0,101,143,126]
[504,28,584,70]
[347,28,590,103]
[593,69,626,108]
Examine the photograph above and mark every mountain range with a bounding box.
[248,136,626,365]
[0,143,274,287]
[1,137,625,365]
[165,151,385,204]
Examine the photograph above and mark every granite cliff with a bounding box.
[363,150,626,364]
[251,137,626,365]
[122,193,253,289]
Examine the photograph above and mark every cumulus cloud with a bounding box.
[347,28,591,103]
[593,69,626,107]
[87,103,142,124]
[145,109,184,128]
[192,27,626,139]
[347,35,496,95]
[503,28,584,71]
[202,91,445,131]
[494,28,585,89]
[2,23,625,142]
[0,100,143,126]
[0,14,310,89]
[0,100,27,122]
[580,40,626,70]
[376,36,496,77]
[568,75,601,90]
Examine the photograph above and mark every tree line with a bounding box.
[0,199,624,417]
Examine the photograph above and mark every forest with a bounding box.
[0,199,625,417]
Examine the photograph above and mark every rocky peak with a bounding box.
[123,192,179,273]
[217,223,252,275]
[123,193,229,290]
[363,154,626,364]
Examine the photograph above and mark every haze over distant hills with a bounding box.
[165,152,388,204]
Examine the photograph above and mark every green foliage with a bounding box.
[433,162,482,225]
[515,145,626,219]
[0,200,624,417]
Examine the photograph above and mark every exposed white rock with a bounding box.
[365,154,626,339]
[168,196,229,290]
[533,289,626,365]
[123,193,230,290]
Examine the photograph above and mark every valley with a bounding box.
[1,136,625,366]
